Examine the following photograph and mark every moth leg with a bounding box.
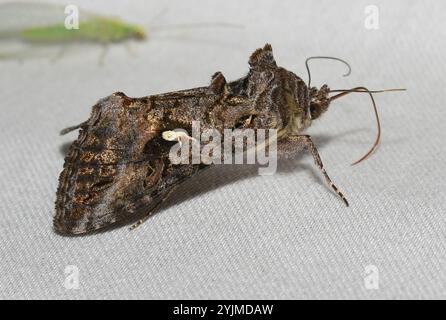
[278,135,349,207]
[60,120,89,135]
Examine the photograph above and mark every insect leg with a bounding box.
[60,120,89,135]
[98,44,109,66]
[278,135,349,207]
[125,42,136,57]
[51,45,68,63]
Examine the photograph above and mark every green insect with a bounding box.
[0,2,241,63]
[0,2,148,62]
[0,2,146,42]
[19,16,146,44]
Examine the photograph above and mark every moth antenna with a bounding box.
[330,88,406,94]
[305,56,352,88]
[329,87,406,165]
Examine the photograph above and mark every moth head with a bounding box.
[309,84,331,120]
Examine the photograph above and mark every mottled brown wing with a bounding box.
[54,93,202,235]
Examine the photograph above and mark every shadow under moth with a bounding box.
[55,44,404,235]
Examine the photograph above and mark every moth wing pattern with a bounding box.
[54,93,203,235]
[55,43,316,235]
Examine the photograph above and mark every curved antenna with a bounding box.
[329,87,405,165]
[329,87,379,165]
[330,87,405,165]
[330,88,406,94]
[305,56,352,88]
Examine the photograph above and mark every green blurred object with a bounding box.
[20,16,146,43]
[0,2,146,44]
[0,2,242,63]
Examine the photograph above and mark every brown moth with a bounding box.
[55,44,403,235]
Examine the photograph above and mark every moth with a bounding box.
[55,44,403,235]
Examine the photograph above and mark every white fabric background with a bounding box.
[1,0,445,299]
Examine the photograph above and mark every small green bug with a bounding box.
[0,2,146,43]
[19,16,146,44]
[0,2,146,62]
[0,2,241,63]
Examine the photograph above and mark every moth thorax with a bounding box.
[309,84,331,120]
